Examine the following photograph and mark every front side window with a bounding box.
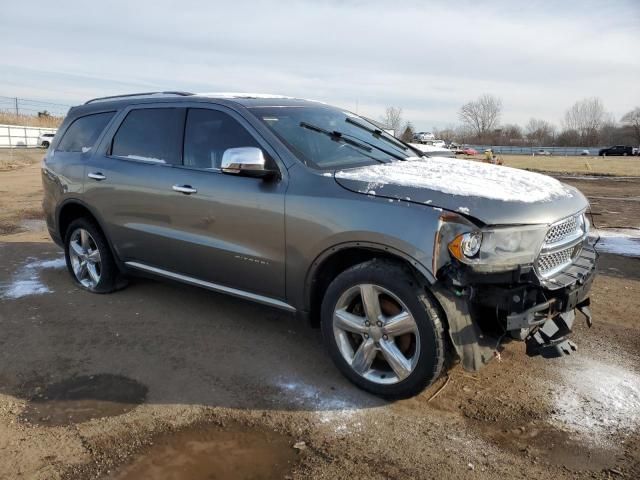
[248,105,413,169]
[56,111,115,153]
[183,108,261,169]
[111,108,185,165]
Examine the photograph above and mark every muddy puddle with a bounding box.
[105,423,298,480]
[20,374,148,426]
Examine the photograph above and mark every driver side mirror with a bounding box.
[221,147,278,179]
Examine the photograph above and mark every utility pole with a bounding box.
[14,97,19,116]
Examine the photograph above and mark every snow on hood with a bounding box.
[333,157,588,225]
[335,157,573,203]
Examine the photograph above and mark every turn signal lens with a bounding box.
[449,232,482,260]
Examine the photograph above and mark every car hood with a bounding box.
[333,157,588,225]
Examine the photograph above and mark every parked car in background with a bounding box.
[42,92,596,398]
[412,131,435,143]
[461,147,478,156]
[38,133,56,148]
[580,149,590,156]
[409,142,455,158]
[534,149,551,156]
[598,145,633,156]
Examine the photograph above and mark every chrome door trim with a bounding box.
[125,261,296,312]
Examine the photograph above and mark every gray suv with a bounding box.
[42,92,596,398]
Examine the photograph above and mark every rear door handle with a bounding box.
[172,184,197,194]
[88,172,106,181]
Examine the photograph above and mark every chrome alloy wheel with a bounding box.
[68,228,102,289]
[332,284,421,385]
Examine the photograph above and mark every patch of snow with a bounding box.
[336,158,573,203]
[125,155,166,163]
[457,206,470,214]
[367,190,376,195]
[1,257,65,300]
[197,92,295,99]
[593,228,640,257]
[275,380,362,434]
[551,358,640,445]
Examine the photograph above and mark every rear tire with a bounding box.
[320,259,446,398]
[64,218,121,293]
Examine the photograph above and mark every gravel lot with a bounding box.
[1,153,639,479]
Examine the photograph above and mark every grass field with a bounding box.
[0,111,63,128]
[494,154,640,176]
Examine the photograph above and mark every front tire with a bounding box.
[64,218,120,293]
[320,259,446,398]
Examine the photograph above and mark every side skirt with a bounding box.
[125,261,296,313]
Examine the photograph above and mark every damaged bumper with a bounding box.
[434,244,597,371]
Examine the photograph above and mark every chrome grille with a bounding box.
[536,212,586,278]
[537,246,577,276]
[544,215,578,244]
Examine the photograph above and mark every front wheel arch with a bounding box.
[304,243,436,327]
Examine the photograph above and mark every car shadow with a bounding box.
[0,241,386,419]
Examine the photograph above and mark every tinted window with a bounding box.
[56,112,115,152]
[112,108,185,165]
[183,109,261,169]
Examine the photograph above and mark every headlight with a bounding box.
[448,225,547,272]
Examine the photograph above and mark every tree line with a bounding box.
[381,97,640,147]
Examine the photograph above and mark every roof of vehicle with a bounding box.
[73,92,328,115]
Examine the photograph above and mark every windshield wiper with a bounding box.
[300,122,405,162]
[345,117,410,152]
[338,131,408,161]
[299,122,377,154]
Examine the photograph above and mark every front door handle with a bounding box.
[88,172,106,181]
[172,184,197,194]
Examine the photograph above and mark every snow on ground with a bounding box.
[593,228,640,257]
[0,257,65,299]
[275,380,364,434]
[550,357,640,446]
[335,158,573,203]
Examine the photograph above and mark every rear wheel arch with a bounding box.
[57,200,121,266]
[304,242,436,327]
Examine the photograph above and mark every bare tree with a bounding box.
[381,107,404,137]
[432,126,457,143]
[621,107,640,145]
[563,97,608,145]
[458,94,502,139]
[524,118,556,145]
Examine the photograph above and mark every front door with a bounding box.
[85,105,287,300]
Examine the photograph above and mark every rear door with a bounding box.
[85,103,287,300]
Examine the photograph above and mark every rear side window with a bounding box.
[111,108,185,165]
[183,109,260,169]
[56,111,115,152]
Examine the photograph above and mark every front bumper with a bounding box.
[436,243,597,370]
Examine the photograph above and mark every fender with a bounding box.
[303,240,437,313]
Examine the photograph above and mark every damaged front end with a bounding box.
[431,210,596,372]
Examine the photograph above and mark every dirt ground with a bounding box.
[1,150,639,479]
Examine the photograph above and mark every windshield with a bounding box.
[248,105,417,169]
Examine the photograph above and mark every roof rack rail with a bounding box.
[84,91,194,105]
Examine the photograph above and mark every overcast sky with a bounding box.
[1,0,638,130]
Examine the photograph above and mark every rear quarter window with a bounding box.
[56,111,115,153]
